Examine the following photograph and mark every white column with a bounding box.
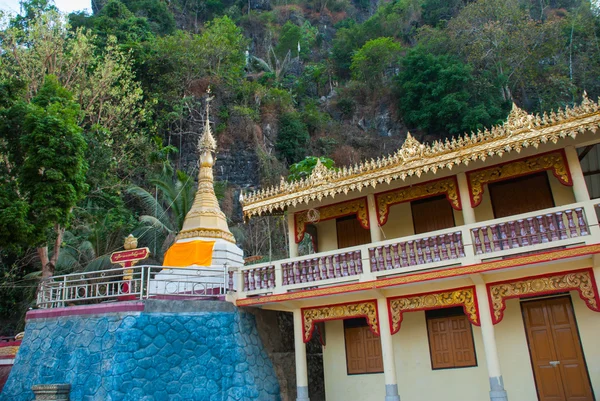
[293,309,310,401]
[457,172,476,225]
[475,283,508,401]
[367,193,383,243]
[564,145,590,202]
[288,212,299,258]
[377,298,401,401]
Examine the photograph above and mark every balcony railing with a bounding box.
[237,199,600,299]
[36,265,228,308]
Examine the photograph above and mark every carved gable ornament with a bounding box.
[302,300,379,343]
[487,268,600,324]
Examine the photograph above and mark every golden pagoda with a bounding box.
[176,90,235,243]
[161,90,243,268]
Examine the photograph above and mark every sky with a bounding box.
[0,0,91,14]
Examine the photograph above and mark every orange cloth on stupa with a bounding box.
[162,240,216,267]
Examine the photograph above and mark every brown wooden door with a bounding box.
[489,172,555,218]
[336,215,371,249]
[411,195,456,235]
[522,297,594,401]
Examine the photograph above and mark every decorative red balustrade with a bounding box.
[369,232,465,272]
[471,208,589,255]
[282,250,363,285]
[242,265,276,291]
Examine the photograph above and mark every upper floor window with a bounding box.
[488,172,554,218]
[411,195,456,235]
[337,215,371,249]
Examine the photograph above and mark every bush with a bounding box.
[276,112,310,164]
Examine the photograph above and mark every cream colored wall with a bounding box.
[323,320,386,401]
[380,202,414,240]
[571,291,600,396]
[474,189,495,222]
[494,298,538,400]
[317,219,337,252]
[393,311,490,401]
[548,171,576,206]
[321,293,599,401]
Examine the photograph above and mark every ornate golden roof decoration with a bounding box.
[242,96,600,218]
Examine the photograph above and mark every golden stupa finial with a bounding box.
[176,88,236,244]
[198,87,217,153]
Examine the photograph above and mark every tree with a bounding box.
[443,0,563,104]
[288,156,336,182]
[395,48,508,137]
[0,75,88,279]
[0,10,152,183]
[276,112,310,165]
[350,37,403,86]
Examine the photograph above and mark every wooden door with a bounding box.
[489,172,555,218]
[521,297,594,401]
[411,195,456,235]
[337,215,371,249]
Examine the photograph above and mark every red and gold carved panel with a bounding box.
[302,300,379,343]
[467,150,572,208]
[375,176,461,226]
[387,286,479,334]
[487,268,600,324]
[294,197,369,243]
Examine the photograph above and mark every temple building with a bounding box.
[238,95,600,401]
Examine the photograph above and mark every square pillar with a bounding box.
[293,309,310,401]
[474,282,508,401]
[457,172,476,225]
[288,212,299,258]
[377,298,401,401]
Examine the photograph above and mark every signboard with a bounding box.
[110,248,150,266]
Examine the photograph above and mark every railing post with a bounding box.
[274,262,284,294]
[62,276,67,307]
[236,268,245,297]
[141,266,147,300]
[462,226,477,264]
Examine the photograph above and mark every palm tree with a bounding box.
[127,170,196,262]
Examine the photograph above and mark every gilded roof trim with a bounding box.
[241,96,600,218]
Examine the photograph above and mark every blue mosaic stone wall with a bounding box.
[0,306,281,401]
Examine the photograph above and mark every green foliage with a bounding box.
[421,0,466,27]
[350,37,402,85]
[288,156,337,181]
[0,75,88,248]
[275,21,318,60]
[301,102,331,134]
[276,112,310,164]
[394,48,508,137]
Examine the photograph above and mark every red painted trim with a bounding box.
[0,341,21,348]
[486,267,600,325]
[26,302,145,320]
[294,197,370,243]
[375,176,462,226]
[466,149,573,208]
[387,286,480,334]
[236,243,600,307]
[301,299,380,343]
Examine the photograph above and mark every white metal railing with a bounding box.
[36,265,229,308]
[236,199,600,299]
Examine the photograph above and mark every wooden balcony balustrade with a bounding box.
[237,199,600,299]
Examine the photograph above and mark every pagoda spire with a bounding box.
[177,89,235,243]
